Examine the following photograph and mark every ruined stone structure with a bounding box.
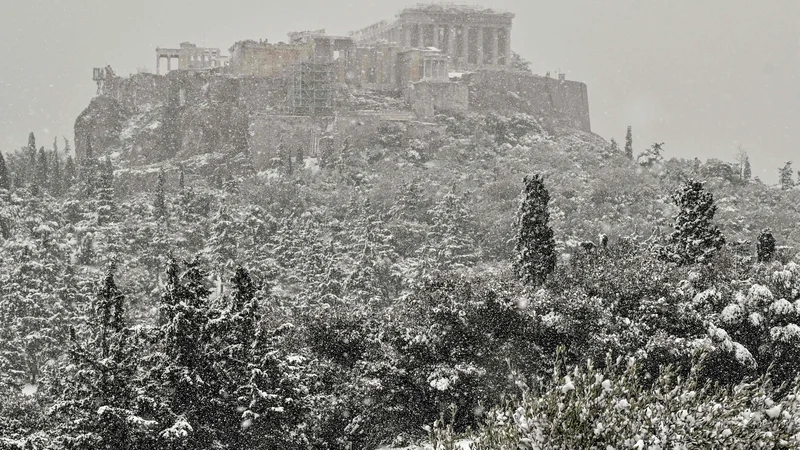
[156,42,228,75]
[82,3,593,168]
[350,4,513,71]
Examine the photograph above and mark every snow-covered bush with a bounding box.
[431,356,800,449]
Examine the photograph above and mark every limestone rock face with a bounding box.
[74,96,127,160]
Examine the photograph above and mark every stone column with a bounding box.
[432,25,439,49]
[503,27,512,66]
[447,26,456,56]
[404,25,412,48]
[156,55,161,75]
[417,23,424,48]
[167,56,172,72]
[490,28,499,65]
[462,26,470,65]
[476,27,484,66]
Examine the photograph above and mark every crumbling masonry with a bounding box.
[86,3,592,166]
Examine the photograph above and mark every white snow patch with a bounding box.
[721,303,743,323]
[770,298,795,317]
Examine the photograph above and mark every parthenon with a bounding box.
[350,3,514,71]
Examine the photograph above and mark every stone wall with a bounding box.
[228,41,312,77]
[466,70,591,132]
[405,80,469,118]
[248,114,329,167]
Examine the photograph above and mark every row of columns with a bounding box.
[397,23,511,67]
[155,54,178,75]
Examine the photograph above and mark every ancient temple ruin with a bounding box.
[89,2,591,167]
[155,42,229,75]
[350,4,514,71]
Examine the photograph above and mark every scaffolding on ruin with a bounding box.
[287,61,335,116]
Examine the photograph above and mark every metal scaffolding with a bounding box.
[288,61,335,116]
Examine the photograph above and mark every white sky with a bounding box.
[1,0,799,182]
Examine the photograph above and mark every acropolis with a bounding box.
[84,3,591,165]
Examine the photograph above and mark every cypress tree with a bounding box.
[662,180,725,265]
[0,152,9,191]
[624,126,633,160]
[514,174,557,286]
[27,132,36,154]
[743,157,752,180]
[757,229,776,263]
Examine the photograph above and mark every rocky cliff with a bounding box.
[74,68,596,177]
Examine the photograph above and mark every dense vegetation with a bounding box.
[2,114,800,448]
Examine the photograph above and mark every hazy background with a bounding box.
[1,0,798,182]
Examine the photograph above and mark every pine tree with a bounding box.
[624,126,633,160]
[156,257,216,447]
[154,167,167,220]
[81,136,97,199]
[608,138,620,154]
[35,146,48,195]
[514,174,557,285]
[207,206,239,294]
[97,156,117,225]
[50,148,62,196]
[757,228,776,263]
[0,152,9,191]
[53,266,139,449]
[63,155,76,192]
[779,161,794,190]
[662,180,725,265]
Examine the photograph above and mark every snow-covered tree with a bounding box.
[514,174,556,286]
[661,179,725,265]
[624,126,633,160]
[757,228,776,263]
[779,161,794,190]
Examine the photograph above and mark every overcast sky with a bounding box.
[1,0,798,182]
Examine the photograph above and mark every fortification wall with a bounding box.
[237,77,289,113]
[466,70,591,132]
[248,115,329,168]
[229,42,312,77]
[406,81,469,118]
